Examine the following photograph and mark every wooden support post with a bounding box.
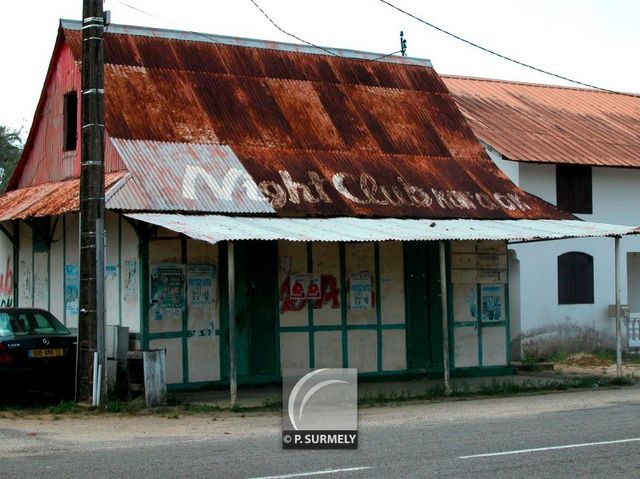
[228,241,238,408]
[615,236,622,378]
[439,241,451,396]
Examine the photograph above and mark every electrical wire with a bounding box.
[117,1,223,44]
[247,0,404,62]
[377,0,619,93]
[119,0,402,62]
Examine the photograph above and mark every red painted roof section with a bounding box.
[443,75,640,167]
[3,21,571,220]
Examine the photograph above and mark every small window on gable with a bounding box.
[558,252,594,304]
[556,164,592,214]
[63,92,78,151]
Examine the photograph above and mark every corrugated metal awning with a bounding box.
[0,172,126,221]
[124,213,640,243]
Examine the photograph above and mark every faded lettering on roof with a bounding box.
[182,165,263,202]
[256,170,531,213]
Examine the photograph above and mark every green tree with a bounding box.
[0,125,23,193]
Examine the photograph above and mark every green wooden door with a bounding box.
[234,241,280,381]
[404,242,443,370]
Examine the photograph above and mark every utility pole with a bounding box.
[76,0,106,403]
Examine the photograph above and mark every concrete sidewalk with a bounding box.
[176,373,569,408]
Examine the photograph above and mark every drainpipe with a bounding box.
[439,241,451,396]
[615,236,622,378]
[228,241,238,408]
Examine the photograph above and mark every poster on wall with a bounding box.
[481,284,503,322]
[65,264,79,317]
[289,272,308,300]
[124,259,137,301]
[150,264,185,321]
[306,274,321,300]
[453,284,477,323]
[187,264,216,305]
[350,272,372,310]
[105,264,118,280]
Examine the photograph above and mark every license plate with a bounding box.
[29,348,64,358]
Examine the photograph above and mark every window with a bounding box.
[63,91,78,151]
[556,164,592,214]
[558,252,594,304]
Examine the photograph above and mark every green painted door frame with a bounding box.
[403,241,443,371]
[220,241,280,384]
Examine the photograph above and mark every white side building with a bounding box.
[444,75,640,358]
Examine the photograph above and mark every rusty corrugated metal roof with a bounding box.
[0,173,125,221]
[46,21,572,219]
[442,75,640,167]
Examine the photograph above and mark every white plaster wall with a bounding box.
[379,242,405,325]
[120,218,140,333]
[0,222,13,308]
[49,217,64,320]
[280,332,309,370]
[278,240,308,328]
[345,243,376,325]
[148,236,182,334]
[33,250,48,310]
[314,331,343,368]
[484,143,519,185]
[186,239,219,382]
[64,214,80,329]
[489,149,640,356]
[381,329,405,371]
[347,330,377,372]
[18,222,33,307]
[628,253,640,312]
[312,242,341,326]
[105,211,120,327]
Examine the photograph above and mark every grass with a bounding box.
[0,373,636,417]
[357,375,636,407]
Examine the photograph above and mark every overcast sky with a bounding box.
[0,0,638,135]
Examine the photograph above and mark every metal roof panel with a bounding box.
[443,75,640,167]
[124,213,639,244]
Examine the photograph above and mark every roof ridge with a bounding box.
[60,18,432,68]
[441,73,640,98]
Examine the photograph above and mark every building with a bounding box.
[443,75,640,358]
[0,21,634,390]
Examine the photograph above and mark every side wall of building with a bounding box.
[1,212,141,334]
[0,219,511,387]
[489,151,640,357]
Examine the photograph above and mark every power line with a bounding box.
[119,0,402,62]
[247,0,402,62]
[117,1,222,44]
[377,0,618,93]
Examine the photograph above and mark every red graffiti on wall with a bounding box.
[280,274,340,314]
[0,256,13,306]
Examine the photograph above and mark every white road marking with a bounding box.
[248,466,373,479]
[460,437,640,459]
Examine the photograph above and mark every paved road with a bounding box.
[2,388,640,478]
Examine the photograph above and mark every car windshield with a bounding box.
[0,311,71,337]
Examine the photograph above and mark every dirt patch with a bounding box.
[562,352,611,367]
[551,352,640,377]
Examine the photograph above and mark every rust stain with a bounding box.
[4,22,572,220]
[443,75,640,167]
[0,172,125,221]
